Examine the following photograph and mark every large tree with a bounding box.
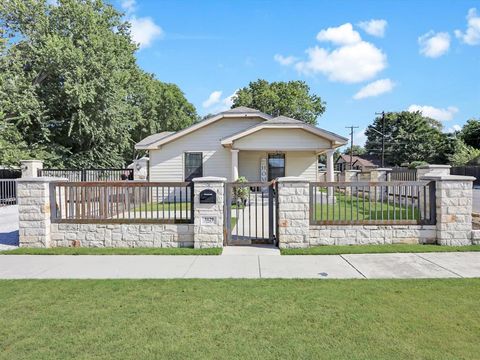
[0,0,196,168]
[459,118,480,149]
[232,79,326,124]
[364,111,454,166]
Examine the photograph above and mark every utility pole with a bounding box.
[374,111,386,167]
[346,125,359,169]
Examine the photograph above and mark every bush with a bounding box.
[233,176,249,204]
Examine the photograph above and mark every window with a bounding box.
[268,153,285,180]
[184,152,203,181]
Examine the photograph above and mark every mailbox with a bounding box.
[199,189,216,204]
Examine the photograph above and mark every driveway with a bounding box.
[0,205,19,250]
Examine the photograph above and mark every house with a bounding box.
[335,154,378,172]
[135,107,348,182]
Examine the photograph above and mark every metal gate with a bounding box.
[224,181,278,245]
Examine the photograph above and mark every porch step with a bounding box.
[222,245,280,256]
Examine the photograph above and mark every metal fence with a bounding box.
[0,169,21,179]
[50,181,194,224]
[309,181,436,225]
[39,168,134,182]
[388,168,417,181]
[0,179,17,206]
[451,166,480,187]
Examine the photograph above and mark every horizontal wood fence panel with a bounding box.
[39,168,134,182]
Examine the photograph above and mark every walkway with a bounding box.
[0,205,19,250]
[1,251,479,279]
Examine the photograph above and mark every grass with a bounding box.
[0,247,222,255]
[314,191,419,221]
[135,202,191,212]
[281,244,480,255]
[0,279,479,359]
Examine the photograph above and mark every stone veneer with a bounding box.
[277,177,310,248]
[192,177,226,248]
[50,223,193,248]
[472,230,480,245]
[308,225,437,248]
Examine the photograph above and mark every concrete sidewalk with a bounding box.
[1,251,479,279]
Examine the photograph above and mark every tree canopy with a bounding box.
[232,79,326,124]
[0,0,196,168]
[343,145,366,156]
[364,111,456,166]
[459,118,480,149]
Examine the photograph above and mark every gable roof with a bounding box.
[135,107,272,150]
[337,154,377,167]
[135,132,174,148]
[221,115,348,146]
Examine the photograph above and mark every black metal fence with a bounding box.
[309,181,436,225]
[0,169,21,179]
[39,168,134,182]
[50,181,194,224]
[0,179,17,206]
[451,166,480,187]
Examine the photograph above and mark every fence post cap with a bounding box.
[345,169,361,172]
[20,159,44,164]
[374,168,392,171]
[16,177,68,183]
[277,176,309,183]
[417,164,451,169]
[192,176,227,183]
[421,174,476,181]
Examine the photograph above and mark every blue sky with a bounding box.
[116,0,480,145]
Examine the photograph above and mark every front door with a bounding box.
[268,153,285,181]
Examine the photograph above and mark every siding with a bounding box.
[233,128,331,150]
[149,117,264,182]
[238,150,318,181]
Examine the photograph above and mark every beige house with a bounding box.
[335,154,378,172]
[135,107,348,182]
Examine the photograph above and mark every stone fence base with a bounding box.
[50,224,193,248]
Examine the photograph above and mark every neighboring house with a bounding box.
[135,107,348,182]
[335,154,378,172]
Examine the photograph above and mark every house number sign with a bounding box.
[201,216,217,226]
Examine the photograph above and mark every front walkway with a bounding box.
[1,251,479,279]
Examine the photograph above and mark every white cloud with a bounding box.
[353,128,367,147]
[316,23,361,45]
[418,31,450,58]
[130,17,164,49]
[353,78,395,99]
[121,0,136,14]
[455,8,480,45]
[445,124,462,133]
[295,41,387,83]
[274,54,298,66]
[407,104,459,121]
[222,90,238,109]
[202,91,223,108]
[358,19,387,37]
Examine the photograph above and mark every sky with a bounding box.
[115,0,480,146]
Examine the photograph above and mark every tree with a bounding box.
[459,118,480,149]
[0,0,196,167]
[232,79,326,124]
[364,111,453,166]
[343,145,366,156]
[448,139,480,166]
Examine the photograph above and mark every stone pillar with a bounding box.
[417,164,451,179]
[370,168,391,201]
[17,177,64,248]
[192,176,226,248]
[277,177,309,249]
[231,149,239,181]
[132,157,149,180]
[20,160,43,178]
[422,174,475,246]
[344,170,360,195]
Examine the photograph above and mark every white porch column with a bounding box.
[231,149,239,181]
[325,149,335,182]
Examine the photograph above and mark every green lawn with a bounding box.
[282,244,480,255]
[314,191,419,221]
[135,202,191,212]
[0,279,479,359]
[0,247,222,255]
